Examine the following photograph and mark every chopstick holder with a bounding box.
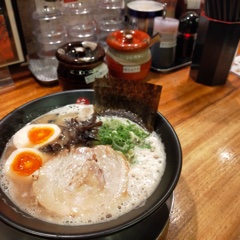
[190,13,240,86]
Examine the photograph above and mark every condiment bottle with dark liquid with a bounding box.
[175,11,199,60]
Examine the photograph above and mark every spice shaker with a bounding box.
[151,16,179,69]
[175,11,199,61]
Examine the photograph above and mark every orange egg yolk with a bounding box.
[28,127,54,145]
[11,151,42,176]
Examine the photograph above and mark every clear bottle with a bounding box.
[29,0,65,85]
[32,0,66,59]
[63,2,97,42]
[95,0,125,48]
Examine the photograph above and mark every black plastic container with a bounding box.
[190,14,240,86]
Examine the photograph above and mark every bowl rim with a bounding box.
[0,89,182,238]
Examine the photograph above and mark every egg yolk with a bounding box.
[11,151,42,176]
[28,127,54,145]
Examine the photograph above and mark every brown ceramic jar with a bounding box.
[56,41,108,90]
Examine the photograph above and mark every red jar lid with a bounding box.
[106,30,151,51]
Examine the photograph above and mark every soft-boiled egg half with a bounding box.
[13,124,61,149]
[3,148,44,181]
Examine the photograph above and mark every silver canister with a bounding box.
[127,0,163,36]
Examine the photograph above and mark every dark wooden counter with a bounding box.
[1,60,240,239]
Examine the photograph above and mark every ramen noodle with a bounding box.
[0,104,166,225]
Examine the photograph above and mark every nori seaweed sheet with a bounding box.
[93,77,162,132]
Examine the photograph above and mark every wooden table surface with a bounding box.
[1,60,240,240]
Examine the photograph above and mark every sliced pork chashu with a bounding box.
[32,145,129,221]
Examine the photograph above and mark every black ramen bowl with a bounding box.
[0,90,182,239]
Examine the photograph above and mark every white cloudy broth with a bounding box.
[0,104,166,225]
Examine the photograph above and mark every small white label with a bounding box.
[95,63,108,78]
[160,40,177,48]
[84,63,108,84]
[85,74,95,84]
[123,65,141,73]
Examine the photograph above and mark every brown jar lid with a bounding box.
[106,30,151,51]
[56,41,105,66]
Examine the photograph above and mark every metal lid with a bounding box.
[106,30,151,51]
[127,1,163,18]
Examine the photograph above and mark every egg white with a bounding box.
[12,124,61,149]
[3,148,44,182]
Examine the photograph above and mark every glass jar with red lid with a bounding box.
[105,30,152,81]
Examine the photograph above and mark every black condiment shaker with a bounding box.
[175,11,199,61]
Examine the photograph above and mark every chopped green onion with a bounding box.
[95,118,151,159]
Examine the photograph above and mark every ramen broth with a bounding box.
[0,104,166,225]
